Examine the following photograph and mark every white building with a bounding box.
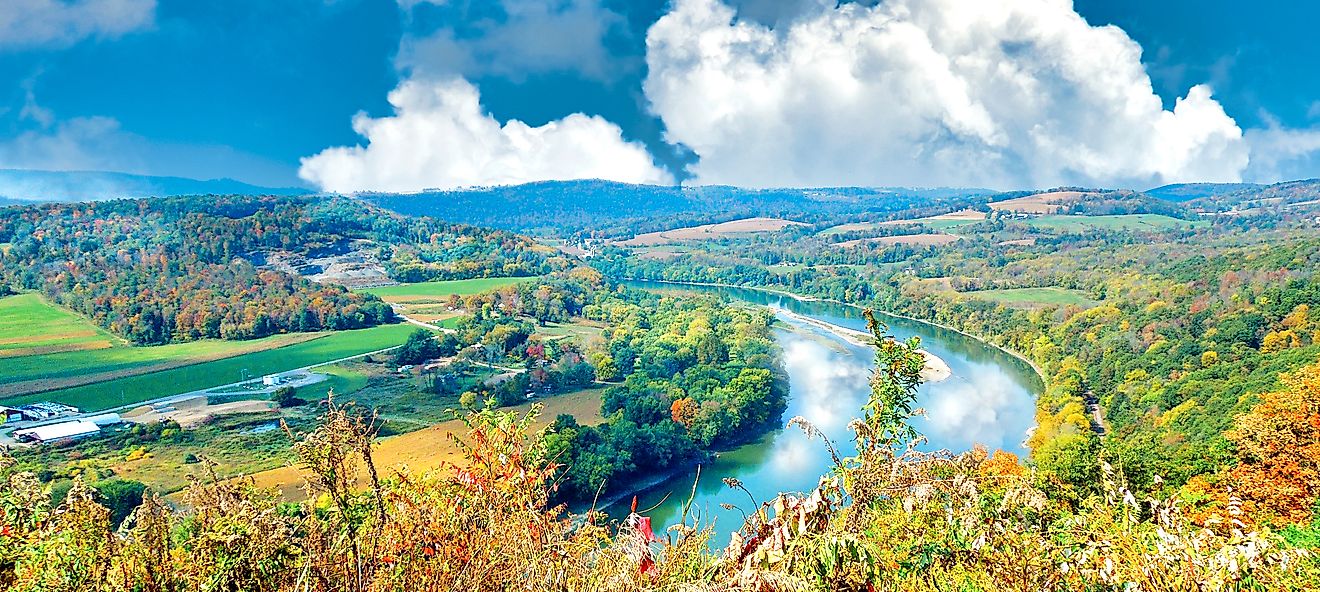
[14,421,100,444]
[262,374,281,387]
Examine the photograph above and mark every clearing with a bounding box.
[2,323,417,412]
[617,217,806,246]
[836,234,962,248]
[821,210,985,235]
[1025,214,1206,233]
[989,191,1089,214]
[961,287,1096,309]
[245,388,608,500]
[0,293,119,357]
[361,277,534,301]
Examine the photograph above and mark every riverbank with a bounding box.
[622,278,1045,386]
[772,306,952,382]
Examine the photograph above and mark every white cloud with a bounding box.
[397,0,629,82]
[0,114,300,186]
[298,77,673,192]
[0,0,155,49]
[644,0,1253,188]
[1245,125,1320,183]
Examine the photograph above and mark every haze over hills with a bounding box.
[0,169,313,202]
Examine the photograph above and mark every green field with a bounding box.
[0,293,119,354]
[361,277,534,300]
[0,332,329,387]
[2,323,418,412]
[962,287,1096,308]
[1025,214,1206,233]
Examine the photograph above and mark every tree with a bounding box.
[1226,362,1320,523]
[394,329,441,366]
[92,479,147,527]
[273,386,303,408]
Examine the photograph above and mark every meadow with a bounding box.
[0,293,119,356]
[1024,213,1206,232]
[1,323,417,412]
[360,277,534,300]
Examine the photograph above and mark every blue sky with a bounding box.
[1,0,1318,190]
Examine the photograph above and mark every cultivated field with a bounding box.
[617,217,806,246]
[821,210,986,235]
[1025,214,1206,232]
[245,388,607,499]
[836,233,962,248]
[988,191,1088,214]
[961,287,1096,308]
[0,294,335,398]
[361,277,534,301]
[0,293,119,357]
[1,323,417,412]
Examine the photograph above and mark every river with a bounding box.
[614,280,1044,548]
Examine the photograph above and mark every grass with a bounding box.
[245,386,607,500]
[361,277,534,301]
[536,320,605,344]
[1025,214,1207,233]
[962,287,1096,308]
[2,324,419,412]
[0,333,324,388]
[0,293,118,354]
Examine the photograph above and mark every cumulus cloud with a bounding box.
[298,78,673,192]
[1245,125,1320,183]
[0,0,155,49]
[397,0,629,82]
[644,0,1253,188]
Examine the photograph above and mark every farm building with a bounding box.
[0,406,23,424]
[14,421,101,444]
[84,413,123,427]
[17,402,79,421]
[262,374,282,386]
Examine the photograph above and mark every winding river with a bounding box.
[615,280,1044,546]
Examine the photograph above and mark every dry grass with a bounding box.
[617,217,806,246]
[880,209,987,225]
[989,191,1089,214]
[245,388,606,499]
[837,234,962,248]
[999,238,1037,246]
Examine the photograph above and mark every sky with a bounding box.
[1,0,1318,191]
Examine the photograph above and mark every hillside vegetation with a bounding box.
[0,195,565,345]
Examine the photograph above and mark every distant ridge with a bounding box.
[362,179,993,235]
[0,169,313,203]
[1144,182,1263,202]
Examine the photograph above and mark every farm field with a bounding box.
[536,319,606,345]
[0,331,325,398]
[361,277,534,301]
[0,293,119,356]
[617,217,806,246]
[1,323,418,412]
[820,210,985,235]
[989,191,1089,213]
[1025,214,1206,232]
[244,387,608,500]
[837,233,962,248]
[961,287,1097,308]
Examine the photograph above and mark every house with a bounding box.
[14,421,101,444]
[0,406,23,424]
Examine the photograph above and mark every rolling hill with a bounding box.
[0,169,312,202]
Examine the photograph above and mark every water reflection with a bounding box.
[613,281,1042,547]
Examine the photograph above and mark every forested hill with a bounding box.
[0,169,312,202]
[0,195,568,344]
[362,180,993,237]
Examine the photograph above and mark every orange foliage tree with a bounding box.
[1226,362,1320,523]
